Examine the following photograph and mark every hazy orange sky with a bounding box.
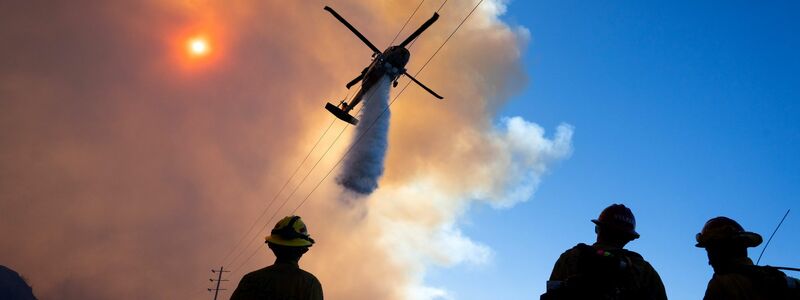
[0,1,572,299]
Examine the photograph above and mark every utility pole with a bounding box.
[208,266,230,300]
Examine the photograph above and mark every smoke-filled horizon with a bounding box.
[0,1,573,299]
[336,76,392,196]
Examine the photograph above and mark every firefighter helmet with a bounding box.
[592,204,640,239]
[695,216,762,248]
[265,215,315,247]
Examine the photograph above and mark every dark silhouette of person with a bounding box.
[695,216,800,300]
[230,215,323,300]
[0,265,37,300]
[542,204,667,300]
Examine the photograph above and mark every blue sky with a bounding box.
[428,1,799,299]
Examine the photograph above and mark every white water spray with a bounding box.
[336,76,392,195]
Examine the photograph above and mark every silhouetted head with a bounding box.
[695,216,762,269]
[264,215,315,263]
[267,242,310,263]
[592,204,640,248]
[695,216,762,248]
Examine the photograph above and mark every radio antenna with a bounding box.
[756,209,790,265]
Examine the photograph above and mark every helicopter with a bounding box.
[323,6,444,125]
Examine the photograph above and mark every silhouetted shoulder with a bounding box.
[231,263,322,300]
[558,245,582,259]
[298,267,321,283]
[548,244,588,281]
[0,265,37,300]
[620,249,644,260]
[704,273,752,300]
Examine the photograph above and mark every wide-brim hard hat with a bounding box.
[694,231,762,248]
[592,204,640,239]
[265,215,315,247]
[592,219,640,239]
[695,216,762,248]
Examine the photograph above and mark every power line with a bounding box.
[389,0,426,46]
[229,87,382,273]
[227,121,348,272]
[436,0,449,13]
[221,91,361,269]
[409,0,448,49]
[224,119,346,270]
[220,116,337,267]
[417,0,478,73]
[226,87,375,272]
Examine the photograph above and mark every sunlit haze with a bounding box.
[187,36,209,57]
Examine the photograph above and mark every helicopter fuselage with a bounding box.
[361,46,410,91]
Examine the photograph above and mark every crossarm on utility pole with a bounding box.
[209,266,231,300]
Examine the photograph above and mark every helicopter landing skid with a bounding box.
[325,102,359,125]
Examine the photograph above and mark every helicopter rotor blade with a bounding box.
[324,6,381,54]
[403,71,443,99]
[398,12,439,48]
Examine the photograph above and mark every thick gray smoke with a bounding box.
[0,1,573,299]
[336,76,392,195]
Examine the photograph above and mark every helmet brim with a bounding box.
[592,219,640,239]
[265,235,314,247]
[695,231,762,248]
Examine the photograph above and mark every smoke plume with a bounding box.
[0,1,573,299]
[336,76,392,195]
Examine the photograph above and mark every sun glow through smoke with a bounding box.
[187,37,209,56]
[175,32,220,72]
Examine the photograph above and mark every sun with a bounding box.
[187,37,210,57]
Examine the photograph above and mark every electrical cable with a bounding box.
[409,0,448,49]
[219,116,336,266]
[218,89,352,267]
[228,87,380,273]
[389,0,426,46]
